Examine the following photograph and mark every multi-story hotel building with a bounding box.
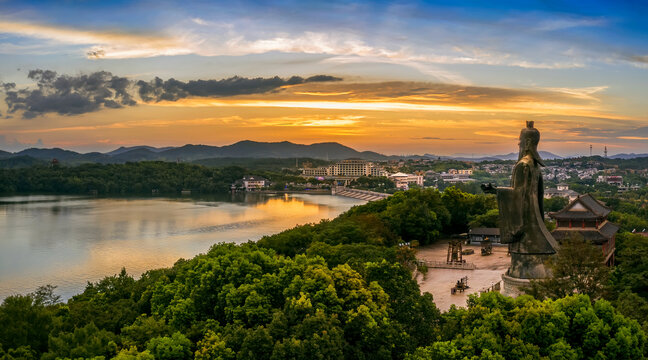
[301,159,388,178]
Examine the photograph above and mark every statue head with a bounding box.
[518,121,544,166]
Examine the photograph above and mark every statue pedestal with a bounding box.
[501,273,531,298]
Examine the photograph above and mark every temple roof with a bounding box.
[552,221,619,245]
[549,194,611,220]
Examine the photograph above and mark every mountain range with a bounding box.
[0,141,390,165]
[1,140,645,167]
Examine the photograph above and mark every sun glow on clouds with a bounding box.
[149,96,633,121]
[0,20,191,58]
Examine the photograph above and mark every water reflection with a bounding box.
[0,194,364,300]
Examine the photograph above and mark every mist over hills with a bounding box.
[0,140,645,168]
[426,151,563,162]
[610,153,648,159]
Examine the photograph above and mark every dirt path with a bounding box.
[416,242,510,311]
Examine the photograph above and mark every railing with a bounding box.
[478,281,502,294]
[417,260,476,270]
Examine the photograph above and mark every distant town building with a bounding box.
[468,228,501,244]
[549,194,619,265]
[618,184,641,193]
[301,159,387,178]
[544,183,579,202]
[301,167,328,177]
[232,176,270,191]
[597,175,623,186]
[388,172,423,189]
[440,171,473,183]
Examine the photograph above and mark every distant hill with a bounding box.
[0,141,393,165]
[155,141,390,161]
[110,148,164,162]
[0,155,47,168]
[0,141,579,167]
[193,157,331,171]
[610,153,648,160]
[424,151,563,162]
[106,146,174,156]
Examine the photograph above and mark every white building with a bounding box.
[242,176,270,191]
[301,159,387,178]
[389,172,424,189]
[544,183,579,202]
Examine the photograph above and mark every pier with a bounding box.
[333,187,391,201]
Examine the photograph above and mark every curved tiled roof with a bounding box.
[550,193,610,220]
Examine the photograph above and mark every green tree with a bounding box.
[194,331,236,360]
[147,332,193,360]
[525,234,610,300]
[120,315,171,350]
[42,322,118,360]
[468,208,500,229]
[112,346,155,360]
[544,197,569,213]
[0,294,53,354]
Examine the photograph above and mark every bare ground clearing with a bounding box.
[416,242,510,311]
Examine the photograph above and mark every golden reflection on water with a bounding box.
[255,196,322,217]
[0,194,363,300]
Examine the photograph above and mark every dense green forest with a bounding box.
[1,187,647,359]
[0,162,313,195]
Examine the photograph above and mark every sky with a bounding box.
[0,0,647,156]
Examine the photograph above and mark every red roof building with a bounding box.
[549,194,619,265]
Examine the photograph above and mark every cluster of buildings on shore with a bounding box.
[301,159,423,189]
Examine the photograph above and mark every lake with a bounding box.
[0,193,365,301]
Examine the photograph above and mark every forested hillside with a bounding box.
[1,187,646,359]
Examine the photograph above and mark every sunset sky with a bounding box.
[0,0,647,156]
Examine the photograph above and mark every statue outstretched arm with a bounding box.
[481,183,497,194]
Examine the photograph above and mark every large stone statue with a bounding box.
[482,121,559,296]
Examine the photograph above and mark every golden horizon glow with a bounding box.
[0,80,645,156]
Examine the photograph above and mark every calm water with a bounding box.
[0,193,365,300]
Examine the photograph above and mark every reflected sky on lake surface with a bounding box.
[0,193,364,300]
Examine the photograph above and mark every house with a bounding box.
[468,228,501,244]
[544,183,579,202]
[549,194,619,265]
[388,172,423,189]
[597,175,623,186]
[232,176,270,191]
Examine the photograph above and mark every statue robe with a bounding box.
[497,155,559,278]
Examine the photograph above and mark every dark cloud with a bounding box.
[1,71,342,118]
[136,74,342,102]
[2,70,136,119]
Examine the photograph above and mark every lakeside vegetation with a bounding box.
[0,162,313,195]
[1,187,647,359]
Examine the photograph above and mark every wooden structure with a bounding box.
[481,237,493,256]
[446,239,464,264]
[549,194,619,265]
[451,276,469,295]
